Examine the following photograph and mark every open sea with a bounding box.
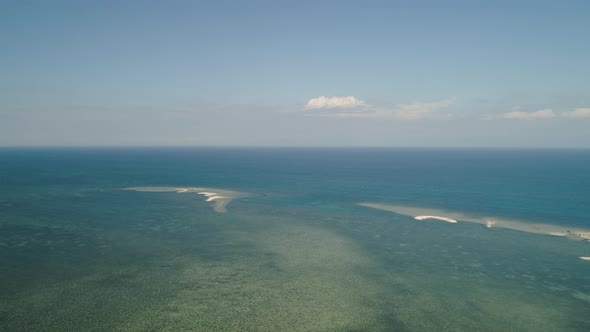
[1,148,589,331]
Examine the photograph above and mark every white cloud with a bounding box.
[500,108,556,120]
[304,96,365,110]
[394,99,454,120]
[304,96,454,120]
[493,106,590,120]
[561,107,590,118]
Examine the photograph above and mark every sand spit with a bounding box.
[580,257,590,261]
[358,203,590,241]
[124,187,245,213]
[414,215,458,223]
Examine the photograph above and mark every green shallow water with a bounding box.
[1,188,589,331]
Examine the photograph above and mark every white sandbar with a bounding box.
[125,186,245,213]
[358,202,590,241]
[580,257,590,261]
[414,215,458,223]
[205,195,225,202]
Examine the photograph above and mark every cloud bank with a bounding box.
[304,97,590,122]
[394,99,454,120]
[500,108,556,120]
[495,107,590,120]
[561,108,590,118]
[304,96,365,110]
[303,96,454,120]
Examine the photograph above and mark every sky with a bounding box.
[1,0,590,147]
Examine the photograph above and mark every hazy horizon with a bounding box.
[2,145,590,150]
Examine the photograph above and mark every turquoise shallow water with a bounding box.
[1,148,589,331]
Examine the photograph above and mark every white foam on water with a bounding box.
[125,187,244,213]
[414,215,458,223]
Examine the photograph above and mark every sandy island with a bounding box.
[124,187,245,213]
[358,202,590,241]
[581,257,590,261]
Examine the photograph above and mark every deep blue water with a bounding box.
[2,147,589,226]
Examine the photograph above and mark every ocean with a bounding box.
[1,148,589,331]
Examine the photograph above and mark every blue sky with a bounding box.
[1,0,590,147]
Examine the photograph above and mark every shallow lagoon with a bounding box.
[1,148,589,331]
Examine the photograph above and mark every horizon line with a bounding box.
[0,145,589,150]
